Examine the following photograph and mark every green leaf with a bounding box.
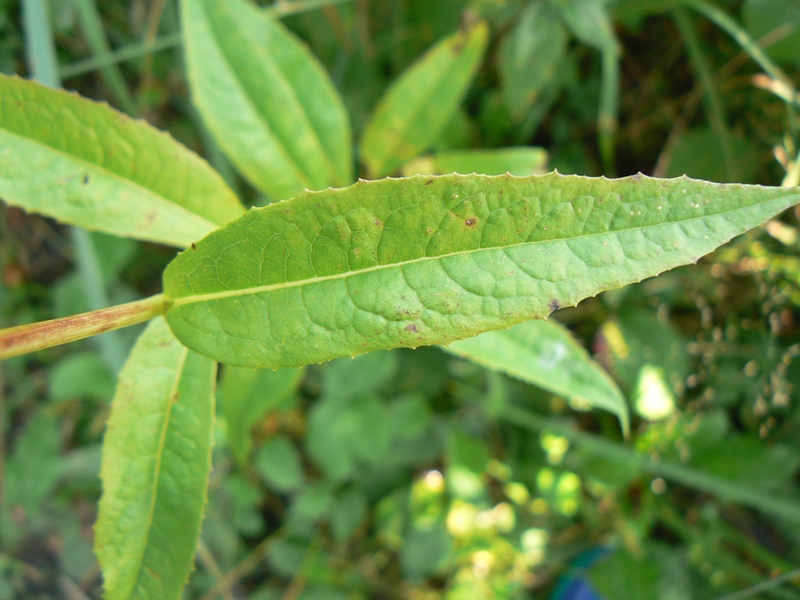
[360,20,488,178]
[0,74,244,248]
[181,0,352,199]
[445,319,629,435]
[95,317,216,600]
[218,365,304,464]
[163,173,800,368]
[403,147,549,177]
[255,436,306,493]
[499,2,567,118]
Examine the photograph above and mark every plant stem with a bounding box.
[0,295,167,361]
[500,405,800,525]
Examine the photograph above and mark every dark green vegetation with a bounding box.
[1,0,800,598]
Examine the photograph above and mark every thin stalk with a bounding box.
[598,46,620,176]
[22,0,129,373]
[71,0,138,115]
[0,295,167,361]
[500,405,800,525]
[71,230,127,372]
[681,0,798,135]
[673,6,736,180]
[61,33,181,79]
[21,0,59,85]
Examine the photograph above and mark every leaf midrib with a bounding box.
[0,127,219,240]
[169,196,788,306]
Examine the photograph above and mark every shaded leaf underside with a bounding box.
[163,173,800,368]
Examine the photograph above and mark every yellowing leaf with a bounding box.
[360,20,488,178]
[162,173,800,369]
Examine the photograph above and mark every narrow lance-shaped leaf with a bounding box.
[360,20,488,179]
[95,317,216,600]
[182,0,353,200]
[162,173,800,369]
[0,74,244,248]
[445,319,629,435]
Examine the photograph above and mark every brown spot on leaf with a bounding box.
[374,219,382,227]
[548,299,561,313]
[426,179,434,186]
[405,324,418,333]
[191,243,197,249]
[465,218,476,227]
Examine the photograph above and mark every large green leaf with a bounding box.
[360,20,488,179]
[181,0,352,200]
[445,319,629,435]
[0,74,244,248]
[162,173,800,368]
[95,317,216,600]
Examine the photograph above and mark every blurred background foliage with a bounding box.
[1,0,800,598]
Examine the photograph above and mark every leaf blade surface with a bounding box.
[95,317,216,600]
[0,74,244,247]
[163,173,800,368]
[181,0,352,199]
[360,21,488,178]
[445,319,629,434]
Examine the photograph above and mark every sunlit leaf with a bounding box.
[360,20,488,178]
[0,74,244,248]
[445,319,629,434]
[162,173,800,369]
[95,318,216,600]
[182,0,352,199]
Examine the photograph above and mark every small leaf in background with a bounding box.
[49,351,115,403]
[601,309,690,411]
[402,147,548,177]
[255,435,305,494]
[181,0,353,200]
[401,524,453,582]
[163,174,800,369]
[446,428,489,501]
[0,74,244,248]
[499,2,567,119]
[306,394,391,482]
[588,547,662,600]
[743,0,800,65]
[360,20,489,178]
[323,351,398,400]
[667,127,760,183]
[218,365,304,464]
[446,319,629,434]
[331,488,368,542]
[95,317,216,600]
[4,414,62,520]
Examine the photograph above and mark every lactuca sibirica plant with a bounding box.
[1,0,799,597]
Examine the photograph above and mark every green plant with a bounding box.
[2,0,800,598]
